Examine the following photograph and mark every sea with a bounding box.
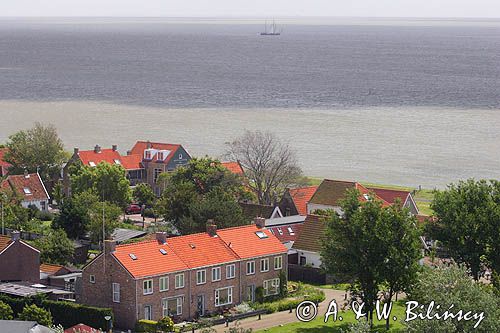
[0,17,499,188]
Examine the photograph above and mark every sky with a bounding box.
[1,0,500,18]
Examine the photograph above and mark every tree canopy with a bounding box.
[34,229,74,265]
[133,183,156,207]
[19,304,53,327]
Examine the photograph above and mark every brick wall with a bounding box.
[0,241,40,282]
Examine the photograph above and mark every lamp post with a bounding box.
[104,315,112,333]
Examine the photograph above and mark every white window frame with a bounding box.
[246,261,255,275]
[263,278,280,296]
[260,258,269,272]
[212,267,221,282]
[215,287,233,307]
[162,297,183,316]
[226,264,236,279]
[159,276,169,292]
[175,273,185,289]
[143,279,153,295]
[112,283,120,303]
[89,275,95,284]
[274,256,283,270]
[196,270,207,285]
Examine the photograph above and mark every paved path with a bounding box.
[202,288,347,333]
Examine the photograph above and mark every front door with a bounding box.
[246,285,255,302]
[197,294,205,316]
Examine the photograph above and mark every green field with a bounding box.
[258,302,406,333]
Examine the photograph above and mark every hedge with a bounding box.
[135,319,158,332]
[0,294,112,330]
[252,291,325,314]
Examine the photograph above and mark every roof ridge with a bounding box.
[216,224,256,232]
[136,140,182,147]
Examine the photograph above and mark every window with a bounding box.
[274,256,283,270]
[260,258,269,272]
[89,275,95,284]
[145,150,151,159]
[277,228,283,235]
[157,152,163,160]
[264,278,280,296]
[113,159,121,165]
[143,279,153,295]
[226,264,236,279]
[112,283,120,303]
[215,287,233,306]
[255,231,268,239]
[159,276,169,292]
[246,261,255,275]
[196,270,206,285]
[175,273,185,289]
[212,267,221,282]
[144,305,152,320]
[288,227,295,235]
[179,153,183,159]
[88,161,96,167]
[246,285,255,302]
[162,297,182,316]
[154,168,162,183]
[23,187,32,195]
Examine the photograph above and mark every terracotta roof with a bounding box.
[292,215,327,253]
[64,323,102,333]
[221,161,244,175]
[239,202,276,220]
[0,148,11,168]
[268,223,304,244]
[217,224,288,259]
[288,186,318,216]
[130,141,182,165]
[120,154,143,170]
[309,179,389,208]
[0,235,12,252]
[0,173,49,202]
[40,263,65,275]
[366,187,411,208]
[77,148,122,167]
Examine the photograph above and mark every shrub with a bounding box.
[143,208,157,218]
[252,289,325,314]
[135,319,158,332]
[0,301,13,320]
[19,304,53,327]
[37,210,54,221]
[157,316,174,332]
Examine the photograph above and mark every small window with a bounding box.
[263,278,280,296]
[196,270,206,285]
[159,276,169,292]
[269,229,275,235]
[129,253,137,260]
[363,193,371,201]
[246,261,255,275]
[145,151,151,160]
[288,227,295,235]
[112,283,120,303]
[179,153,183,159]
[89,275,95,284]
[277,228,283,235]
[143,279,153,295]
[255,231,268,239]
[212,267,221,282]
[157,152,163,160]
[114,159,121,165]
[159,248,167,255]
[260,258,269,272]
[274,256,283,270]
[23,187,32,195]
[175,273,185,289]
[226,264,236,279]
[88,161,96,167]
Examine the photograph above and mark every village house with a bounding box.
[265,215,306,250]
[80,218,287,330]
[279,186,318,216]
[0,232,40,282]
[0,172,50,212]
[365,186,419,215]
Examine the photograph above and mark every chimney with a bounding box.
[146,141,152,149]
[253,217,266,229]
[112,145,118,151]
[94,144,101,153]
[156,232,167,244]
[206,219,217,236]
[11,231,20,242]
[74,147,79,155]
[104,240,116,254]
[24,169,30,178]
[126,150,132,156]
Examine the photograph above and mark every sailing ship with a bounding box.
[260,20,281,36]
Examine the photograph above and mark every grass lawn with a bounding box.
[258,302,406,333]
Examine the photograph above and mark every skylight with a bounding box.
[277,228,283,235]
[23,188,32,195]
[363,194,371,201]
[114,159,121,165]
[288,227,295,235]
[159,248,167,255]
[255,231,268,239]
[129,253,137,260]
[88,161,96,167]
[189,243,196,249]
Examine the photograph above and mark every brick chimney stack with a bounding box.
[206,220,217,236]
[94,145,101,153]
[253,217,266,229]
[104,239,116,253]
[74,147,79,155]
[126,150,132,156]
[146,141,152,149]
[112,145,118,151]
[156,232,167,244]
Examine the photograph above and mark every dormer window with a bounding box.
[23,188,32,195]
[144,150,152,160]
[88,161,96,167]
[157,152,163,161]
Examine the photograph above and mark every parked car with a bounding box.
[125,204,142,215]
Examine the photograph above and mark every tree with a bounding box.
[157,158,251,234]
[133,183,156,207]
[225,130,303,205]
[0,301,13,320]
[321,189,421,327]
[52,191,96,238]
[70,162,131,209]
[406,264,500,332]
[430,179,499,280]
[19,304,53,327]
[88,201,121,244]
[34,229,74,265]
[5,123,67,185]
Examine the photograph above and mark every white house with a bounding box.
[1,172,50,212]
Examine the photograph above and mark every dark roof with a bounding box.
[365,187,411,208]
[292,215,327,253]
[268,223,304,244]
[239,202,276,220]
[0,320,41,333]
[111,228,147,243]
[309,179,389,207]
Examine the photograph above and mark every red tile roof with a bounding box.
[217,225,288,259]
[268,223,304,244]
[0,235,12,252]
[120,154,143,170]
[40,263,65,275]
[288,186,318,215]
[366,187,411,208]
[221,161,244,175]
[0,148,11,168]
[64,323,102,333]
[1,173,49,202]
[130,141,182,165]
[78,149,122,168]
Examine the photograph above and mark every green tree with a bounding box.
[34,229,74,265]
[19,304,53,327]
[430,179,499,280]
[51,181,64,206]
[88,201,121,244]
[133,183,156,207]
[70,162,131,209]
[406,264,500,332]
[52,191,96,238]
[5,123,67,184]
[0,300,13,320]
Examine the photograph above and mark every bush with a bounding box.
[252,289,325,314]
[157,316,174,332]
[19,304,53,327]
[0,300,13,320]
[37,210,54,221]
[135,319,158,332]
[143,208,157,218]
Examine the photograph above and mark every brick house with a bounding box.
[0,232,40,282]
[279,186,318,216]
[80,219,287,330]
[0,172,50,212]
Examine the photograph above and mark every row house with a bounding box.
[80,218,287,330]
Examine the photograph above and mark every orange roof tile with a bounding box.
[217,225,288,259]
[40,263,64,275]
[221,161,244,175]
[288,186,318,215]
[1,173,49,201]
[120,154,143,170]
[0,235,12,252]
[130,141,182,165]
[78,149,122,167]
